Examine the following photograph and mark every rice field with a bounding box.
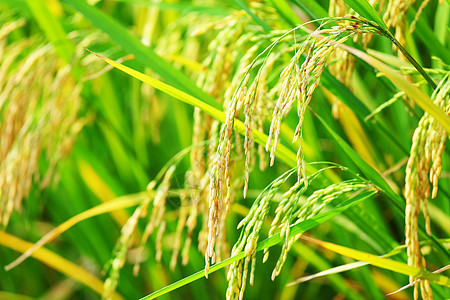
[0,0,449,299]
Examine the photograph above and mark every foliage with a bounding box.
[0,0,449,300]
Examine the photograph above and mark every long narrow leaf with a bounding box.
[301,235,450,287]
[63,0,220,109]
[0,231,124,300]
[5,193,145,271]
[289,238,450,286]
[313,110,450,259]
[340,44,450,132]
[26,0,74,62]
[89,50,299,168]
[140,190,378,300]
[342,0,387,29]
[312,110,403,208]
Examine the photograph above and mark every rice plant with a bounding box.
[1,0,449,300]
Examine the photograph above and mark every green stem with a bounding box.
[374,24,438,90]
[392,38,437,90]
[139,190,377,300]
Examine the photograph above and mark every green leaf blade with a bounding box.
[63,0,221,109]
[140,190,378,300]
[343,0,387,29]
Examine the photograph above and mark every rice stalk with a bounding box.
[226,166,370,299]
[103,166,176,299]
[0,19,87,228]
[382,0,442,46]
[404,72,450,300]
[266,180,369,280]
[226,169,295,300]
[205,14,393,274]
[103,198,145,300]
[199,12,263,274]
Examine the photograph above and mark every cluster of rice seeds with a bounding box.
[192,14,267,273]
[196,13,248,100]
[381,0,440,46]
[206,73,251,275]
[187,91,224,261]
[197,14,275,201]
[287,15,386,145]
[266,180,369,280]
[188,109,211,257]
[170,188,190,270]
[226,170,295,300]
[404,74,450,300]
[196,21,257,229]
[263,180,307,276]
[223,19,380,283]
[266,48,303,167]
[254,45,302,169]
[224,41,260,105]
[0,20,85,227]
[139,165,176,264]
[266,27,351,184]
[232,42,292,179]
[103,200,146,300]
[105,165,178,298]
[249,1,279,25]
[224,42,263,197]
[210,9,393,286]
[134,11,240,270]
[206,15,371,273]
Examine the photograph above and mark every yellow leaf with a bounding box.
[5,193,144,271]
[0,231,124,300]
[301,235,450,287]
[340,44,450,133]
[88,49,300,168]
[78,160,130,226]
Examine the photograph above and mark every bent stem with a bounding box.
[139,190,378,300]
[391,38,437,90]
[373,23,437,90]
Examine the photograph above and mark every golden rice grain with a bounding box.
[404,73,449,300]
[0,20,86,227]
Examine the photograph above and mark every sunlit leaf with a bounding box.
[139,190,377,299]
[341,44,450,132]
[300,235,450,287]
[5,193,144,271]
[88,50,300,168]
[342,0,387,29]
[0,231,124,299]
